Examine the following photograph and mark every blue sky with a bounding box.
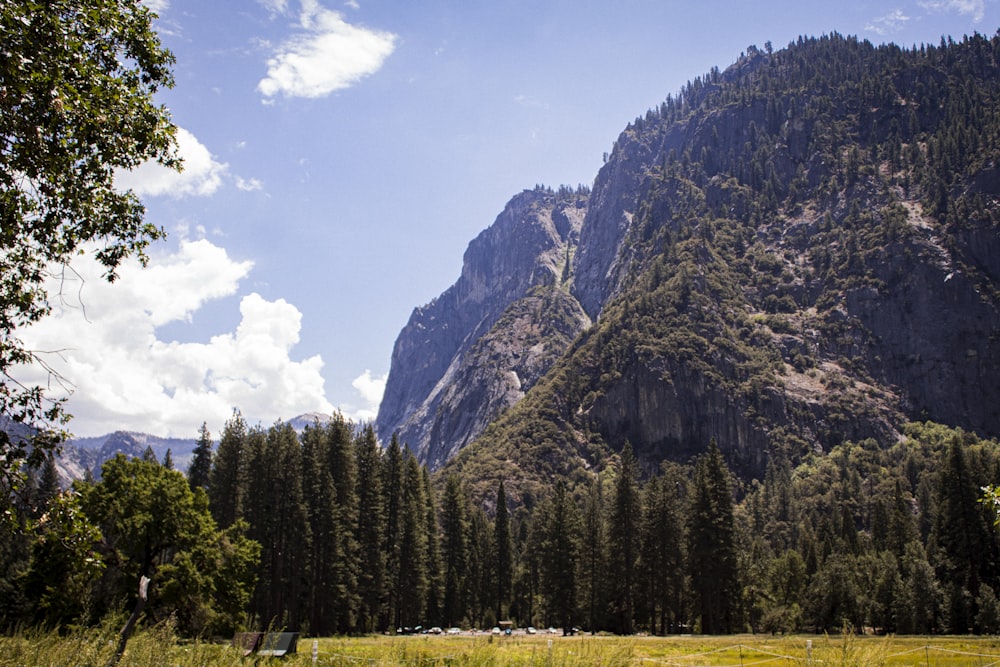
[20,0,996,439]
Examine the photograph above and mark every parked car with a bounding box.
[526,626,537,635]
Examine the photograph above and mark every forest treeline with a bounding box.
[2,415,999,638]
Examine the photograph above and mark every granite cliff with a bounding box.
[378,34,1000,499]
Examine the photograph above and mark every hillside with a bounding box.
[376,33,1000,505]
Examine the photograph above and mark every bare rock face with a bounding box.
[375,188,589,466]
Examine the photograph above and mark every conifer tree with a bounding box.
[538,481,580,634]
[301,423,339,635]
[395,452,429,629]
[245,423,311,630]
[381,435,404,630]
[325,415,360,633]
[641,464,685,634]
[688,440,739,634]
[209,411,247,529]
[422,466,444,626]
[187,422,213,493]
[608,443,641,634]
[493,479,513,623]
[932,436,995,632]
[440,474,468,627]
[353,425,385,633]
[580,476,607,634]
[465,506,492,628]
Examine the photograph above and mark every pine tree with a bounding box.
[465,506,492,628]
[301,423,339,635]
[538,481,580,634]
[209,411,247,529]
[325,415,359,633]
[493,479,513,623]
[381,435,404,630]
[245,423,312,630]
[608,443,641,634]
[422,466,444,627]
[641,464,685,634]
[440,474,468,627]
[688,440,739,634]
[187,422,213,493]
[353,425,385,633]
[395,452,429,629]
[932,436,994,632]
[580,476,607,634]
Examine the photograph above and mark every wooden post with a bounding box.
[106,575,150,667]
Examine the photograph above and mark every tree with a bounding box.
[209,411,247,529]
[931,436,995,632]
[687,440,739,634]
[0,0,178,490]
[608,443,641,634]
[353,425,385,633]
[187,423,213,493]
[440,474,468,627]
[538,481,580,634]
[640,464,685,635]
[395,452,429,628]
[580,476,608,634]
[79,454,258,635]
[493,479,513,623]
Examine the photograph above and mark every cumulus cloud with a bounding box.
[17,240,334,438]
[919,0,986,21]
[257,0,396,100]
[116,127,228,198]
[346,369,386,420]
[865,9,911,35]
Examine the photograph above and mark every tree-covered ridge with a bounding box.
[444,31,1000,502]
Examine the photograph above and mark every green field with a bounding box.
[6,628,1000,667]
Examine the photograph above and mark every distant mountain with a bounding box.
[34,412,338,486]
[377,33,1000,505]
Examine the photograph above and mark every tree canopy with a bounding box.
[0,0,178,490]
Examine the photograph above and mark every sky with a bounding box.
[19,0,997,440]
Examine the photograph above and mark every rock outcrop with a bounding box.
[375,188,589,464]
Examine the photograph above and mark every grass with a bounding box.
[4,628,1000,666]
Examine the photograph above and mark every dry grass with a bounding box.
[4,628,1000,666]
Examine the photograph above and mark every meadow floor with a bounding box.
[5,629,1000,666]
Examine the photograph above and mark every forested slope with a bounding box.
[443,32,1000,505]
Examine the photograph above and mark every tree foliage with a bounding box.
[0,0,178,488]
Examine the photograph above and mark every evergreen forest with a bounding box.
[3,415,1000,638]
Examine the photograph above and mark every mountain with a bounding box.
[375,186,591,469]
[30,412,337,487]
[377,33,1000,505]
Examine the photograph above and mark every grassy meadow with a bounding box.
[5,626,1000,667]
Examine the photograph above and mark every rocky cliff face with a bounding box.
[375,188,589,465]
[383,34,1000,488]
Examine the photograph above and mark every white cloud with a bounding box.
[259,0,289,14]
[919,0,986,21]
[236,176,264,192]
[865,9,911,35]
[338,369,385,422]
[142,0,169,14]
[115,127,228,198]
[17,240,333,438]
[257,0,396,100]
